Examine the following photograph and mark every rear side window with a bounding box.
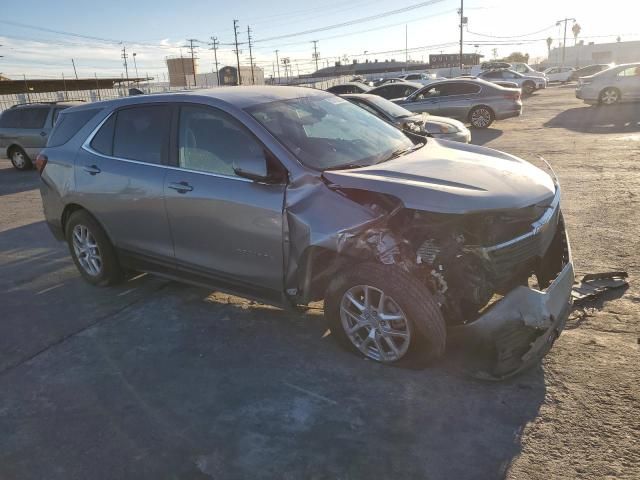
[112,105,171,164]
[0,107,48,128]
[90,114,116,155]
[48,108,101,147]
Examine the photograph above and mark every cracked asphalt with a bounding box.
[0,86,638,479]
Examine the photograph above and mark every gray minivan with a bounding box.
[0,102,80,170]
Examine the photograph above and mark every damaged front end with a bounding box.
[284,158,573,379]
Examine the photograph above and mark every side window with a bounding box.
[0,109,21,128]
[415,86,441,100]
[483,71,502,79]
[89,113,116,154]
[20,108,49,129]
[373,86,391,98]
[329,85,346,94]
[48,108,101,147]
[352,100,383,119]
[448,83,481,95]
[178,105,264,177]
[112,105,171,164]
[618,67,640,77]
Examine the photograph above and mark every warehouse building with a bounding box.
[547,39,640,67]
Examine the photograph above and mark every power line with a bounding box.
[466,24,557,39]
[253,0,445,43]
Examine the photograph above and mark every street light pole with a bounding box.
[132,53,139,82]
[556,17,576,68]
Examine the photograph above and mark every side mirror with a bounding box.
[233,154,269,182]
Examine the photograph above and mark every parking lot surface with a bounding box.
[1,86,639,479]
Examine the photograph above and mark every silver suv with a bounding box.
[0,101,80,170]
[38,87,574,377]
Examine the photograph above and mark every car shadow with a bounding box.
[471,127,503,145]
[544,104,640,133]
[0,159,40,196]
[1,235,548,480]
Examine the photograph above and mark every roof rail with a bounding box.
[10,99,87,108]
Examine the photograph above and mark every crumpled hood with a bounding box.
[322,140,556,214]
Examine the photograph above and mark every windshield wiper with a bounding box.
[379,142,425,163]
[323,162,369,171]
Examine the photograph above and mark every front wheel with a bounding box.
[599,87,620,105]
[468,106,494,129]
[9,147,32,171]
[325,263,446,367]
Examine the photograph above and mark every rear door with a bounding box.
[77,104,175,259]
[164,104,285,291]
[615,66,640,99]
[434,82,481,120]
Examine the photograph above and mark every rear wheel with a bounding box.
[9,147,32,170]
[522,81,536,95]
[325,263,446,367]
[65,210,123,286]
[468,106,494,129]
[599,87,620,105]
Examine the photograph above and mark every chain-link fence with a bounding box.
[0,75,353,112]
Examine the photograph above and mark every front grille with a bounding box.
[481,188,561,279]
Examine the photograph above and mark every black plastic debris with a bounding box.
[572,271,629,304]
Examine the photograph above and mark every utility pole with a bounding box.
[209,36,220,86]
[233,19,242,85]
[556,17,576,68]
[312,40,319,72]
[71,59,78,80]
[247,25,255,85]
[458,0,465,69]
[132,52,139,81]
[121,44,130,85]
[275,49,280,84]
[185,39,199,86]
[405,25,408,71]
[62,72,68,100]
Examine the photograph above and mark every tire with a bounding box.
[8,146,32,171]
[325,262,446,367]
[65,210,123,286]
[599,87,621,105]
[522,81,536,95]
[468,106,494,129]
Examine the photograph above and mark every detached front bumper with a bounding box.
[449,185,574,379]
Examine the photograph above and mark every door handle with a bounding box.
[82,165,101,175]
[40,131,47,137]
[168,181,193,193]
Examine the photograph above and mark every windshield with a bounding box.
[247,95,414,170]
[363,95,416,119]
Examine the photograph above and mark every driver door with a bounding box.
[163,104,286,292]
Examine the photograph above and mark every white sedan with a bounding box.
[544,67,575,83]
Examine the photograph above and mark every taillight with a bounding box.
[504,91,520,101]
[35,153,48,175]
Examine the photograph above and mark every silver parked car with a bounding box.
[0,101,80,170]
[38,86,573,377]
[343,93,471,143]
[476,69,546,94]
[575,63,640,105]
[394,79,522,128]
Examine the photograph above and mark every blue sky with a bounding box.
[1,0,638,79]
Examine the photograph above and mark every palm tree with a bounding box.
[546,37,553,58]
[572,23,581,46]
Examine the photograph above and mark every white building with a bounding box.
[547,40,640,67]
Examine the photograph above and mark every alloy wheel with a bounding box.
[11,150,26,169]
[339,284,412,362]
[601,88,619,105]
[72,224,102,276]
[470,108,491,128]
